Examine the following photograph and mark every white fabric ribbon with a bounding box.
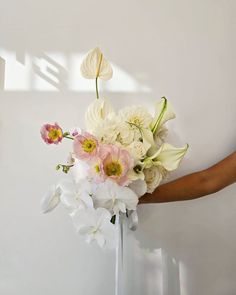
[115,211,138,295]
[127,210,138,231]
[115,214,124,295]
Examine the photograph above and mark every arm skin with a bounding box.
[139,151,236,204]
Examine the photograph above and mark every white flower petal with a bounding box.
[93,180,138,214]
[60,179,94,211]
[85,98,114,133]
[71,160,90,183]
[157,143,189,171]
[144,166,163,193]
[72,208,116,248]
[41,185,61,213]
[80,47,113,80]
[151,97,176,133]
[129,179,147,197]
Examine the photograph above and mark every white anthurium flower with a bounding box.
[80,47,113,80]
[129,179,147,197]
[71,159,90,183]
[59,179,94,213]
[117,106,153,146]
[41,185,62,213]
[72,207,117,248]
[144,143,189,171]
[85,97,115,133]
[93,179,139,215]
[151,97,176,134]
[144,166,163,193]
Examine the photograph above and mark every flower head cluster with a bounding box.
[40,47,188,248]
[41,123,63,144]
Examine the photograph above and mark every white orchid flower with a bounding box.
[41,185,62,213]
[151,97,176,134]
[80,47,113,80]
[71,159,90,183]
[85,97,114,133]
[93,179,138,215]
[72,207,116,248]
[59,179,94,214]
[128,179,147,197]
[145,143,189,171]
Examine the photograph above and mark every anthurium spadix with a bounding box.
[151,97,176,134]
[144,143,189,171]
[80,47,113,81]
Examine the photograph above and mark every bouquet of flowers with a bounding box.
[41,47,188,249]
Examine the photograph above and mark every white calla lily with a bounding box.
[93,179,138,215]
[145,143,189,172]
[151,97,176,133]
[85,97,114,133]
[156,143,189,171]
[41,185,62,213]
[80,47,113,80]
[72,207,116,248]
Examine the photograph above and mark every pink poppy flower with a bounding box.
[99,144,133,186]
[41,123,63,145]
[73,132,99,161]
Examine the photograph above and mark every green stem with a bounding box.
[95,77,99,99]
[64,135,74,140]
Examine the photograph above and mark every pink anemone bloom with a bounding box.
[40,123,63,145]
[73,132,99,161]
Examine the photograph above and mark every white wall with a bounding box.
[0,1,235,294]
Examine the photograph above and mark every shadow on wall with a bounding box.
[124,220,182,295]
[0,50,152,93]
[0,56,5,90]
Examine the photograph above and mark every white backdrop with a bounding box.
[0,1,235,294]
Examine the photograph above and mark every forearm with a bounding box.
[139,171,210,203]
[139,151,236,204]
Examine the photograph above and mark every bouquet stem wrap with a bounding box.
[115,214,124,295]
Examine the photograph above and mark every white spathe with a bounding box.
[151,97,176,133]
[145,143,189,171]
[80,47,113,80]
[85,97,114,133]
[72,207,116,248]
[155,143,189,171]
[93,179,139,215]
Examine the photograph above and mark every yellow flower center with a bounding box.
[129,116,142,127]
[48,128,62,141]
[82,139,97,153]
[105,161,122,177]
[94,164,100,174]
